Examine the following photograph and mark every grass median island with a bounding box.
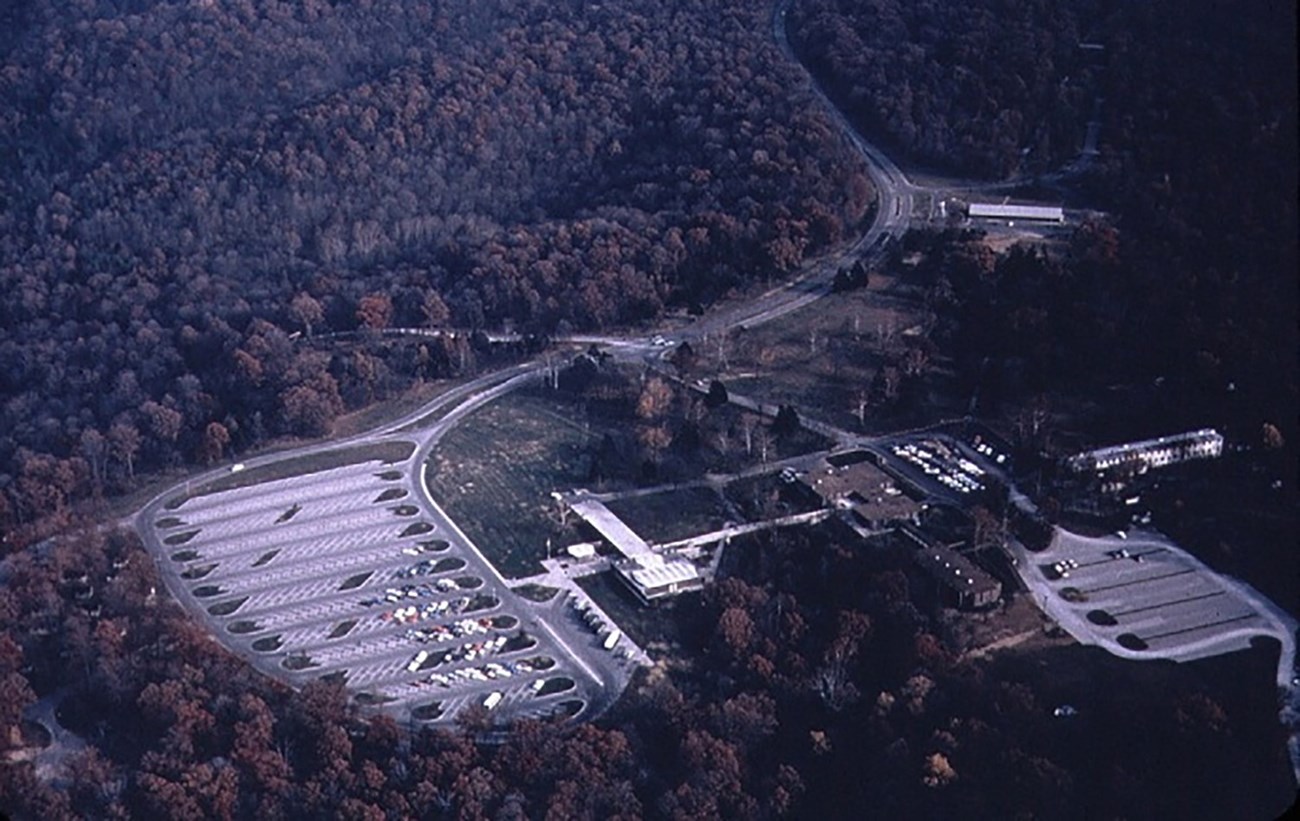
[425,390,625,578]
[164,440,417,509]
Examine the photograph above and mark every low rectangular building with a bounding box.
[568,497,653,560]
[796,451,921,530]
[903,529,1002,609]
[968,202,1065,223]
[616,554,703,604]
[1065,428,1224,474]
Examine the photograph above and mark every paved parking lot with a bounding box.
[869,430,1007,503]
[138,437,634,727]
[1022,529,1290,662]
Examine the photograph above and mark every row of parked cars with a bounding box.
[395,558,450,579]
[412,656,548,690]
[376,594,483,624]
[406,616,494,644]
[890,441,986,494]
[361,578,460,607]
[1052,558,1080,579]
[437,634,510,666]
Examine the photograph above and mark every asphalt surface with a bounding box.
[131,0,1265,739]
[128,31,926,720]
[136,364,639,727]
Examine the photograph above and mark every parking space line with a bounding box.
[1112,590,1226,617]
[1141,612,1261,642]
[1082,567,1195,595]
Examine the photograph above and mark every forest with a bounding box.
[788,0,1099,179]
[2,0,1297,818]
[793,0,1297,458]
[0,0,872,541]
[0,523,1292,819]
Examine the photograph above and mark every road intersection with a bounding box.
[130,2,1295,755]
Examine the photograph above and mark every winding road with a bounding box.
[130,0,1296,765]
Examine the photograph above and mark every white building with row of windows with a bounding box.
[1065,428,1224,474]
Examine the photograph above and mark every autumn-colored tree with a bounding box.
[922,752,958,788]
[356,293,393,331]
[141,400,184,445]
[201,421,231,465]
[290,292,325,339]
[420,289,451,328]
[108,421,142,480]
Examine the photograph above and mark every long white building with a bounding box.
[568,496,702,603]
[968,202,1065,223]
[1066,428,1224,474]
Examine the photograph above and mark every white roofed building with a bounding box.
[616,553,703,603]
[1065,428,1224,475]
[567,494,702,603]
[968,202,1065,223]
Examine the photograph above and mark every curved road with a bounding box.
[129,0,921,730]
[130,0,1295,765]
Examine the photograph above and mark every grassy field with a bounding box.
[425,389,630,579]
[603,486,734,545]
[333,378,448,437]
[723,473,823,521]
[690,275,962,432]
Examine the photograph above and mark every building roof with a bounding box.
[1066,428,1223,471]
[569,498,652,559]
[968,203,1065,222]
[911,541,1001,597]
[799,455,921,522]
[566,542,597,560]
[622,556,700,592]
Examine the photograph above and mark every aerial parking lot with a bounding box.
[870,429,1009,502]
[1021,528,1296,666]
[137,436,634,728]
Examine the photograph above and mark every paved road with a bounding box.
[129,0,1106,732]
[1011,526,1299,780]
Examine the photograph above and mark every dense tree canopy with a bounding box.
[1,1,1295,818]
[0,0,873,531]
[1,524,1291,820]
[789,0,1098,178]
[794,0,1296,457]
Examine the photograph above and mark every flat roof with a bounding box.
[566,542,597,559]
[799,458,921,520]
[968,203,1065,221]
[912,542,1001,596]
[622,557,700,591]
[569,498,652,559]
[1066,428,1223,469]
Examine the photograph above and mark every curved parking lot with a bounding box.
[138,434,635,727]
[1017,528,1295,665]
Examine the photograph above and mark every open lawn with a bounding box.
[690,276,964,432]
[603,486,734,545]
[334,378,449,437]
[425,389,631,579]
[723,473,823,521]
